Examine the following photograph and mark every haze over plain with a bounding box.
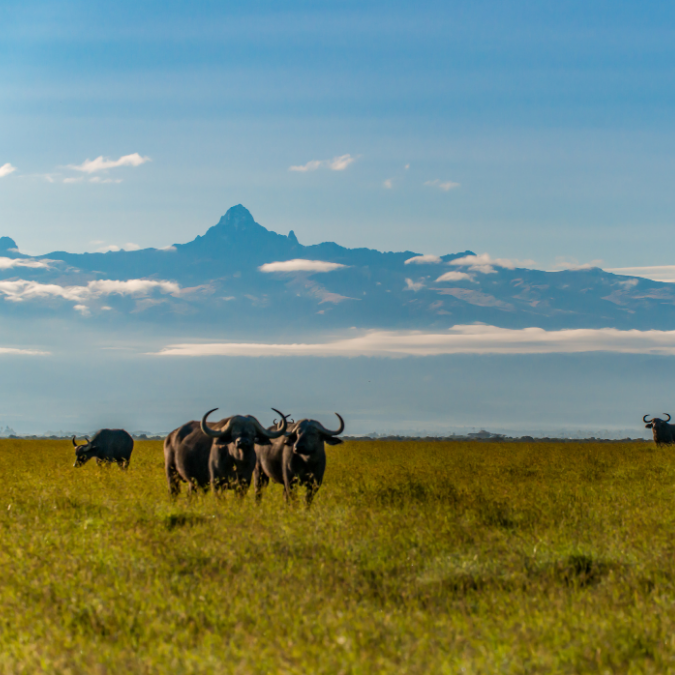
[1,1,674,436]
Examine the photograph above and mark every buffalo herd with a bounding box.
[72,408,345,506]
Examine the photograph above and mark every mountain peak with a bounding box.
[217,204,256,229]
[0,237,18,253]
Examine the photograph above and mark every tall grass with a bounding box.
[0,438,673,673]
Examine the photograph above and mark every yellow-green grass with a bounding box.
[0,438,673,673]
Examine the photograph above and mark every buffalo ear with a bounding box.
[324,436,344,446]
[646,424,653,429]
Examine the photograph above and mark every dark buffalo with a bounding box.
[164,408,288,497]
[254,413,344,506]
[72,429,134,468]
[644,414,675,445]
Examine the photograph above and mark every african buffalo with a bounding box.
[644,414,675,446]
[72,429,134,468]
[164,408,288,497]
[254,413,344,506]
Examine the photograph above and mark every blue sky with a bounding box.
[2,0,675,267]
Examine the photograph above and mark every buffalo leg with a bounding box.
[166,463,181,498]
[254,463,269,503]
[305,476,321,508]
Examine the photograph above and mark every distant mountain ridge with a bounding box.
[1,204,674,332]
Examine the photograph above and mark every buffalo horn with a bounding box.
[643,415,653,423]
[665,413,672,422]
[201,408,232,439]
[72,435,80,448]
[313,413,345,436]
[253,409,288,439]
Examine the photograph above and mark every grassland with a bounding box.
[0,438,673,673]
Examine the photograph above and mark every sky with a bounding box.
[1,1,674,436]
[2,1,675,268]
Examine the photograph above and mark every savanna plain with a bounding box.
[0,438,673,674]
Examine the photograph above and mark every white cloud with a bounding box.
[424,179,460,191]
[553,259,604,271]
[159,245,177,252]
[289,154,357,172]
[0,278,179,305]
[436,271,475,282]
[404,164,410,170]
[0,347,49,356]
[405,254,442,265]
[606,265,675,283]
[449,253,535,274]
[67,153,150,174]
[94,242,141,253]
[89,176,123,184]
[0,257,53,270]
[63,177,84,184]
[259,259,347,273]
[0,163,17,178]
[383,178,393,189]
[404,278,425,292]
[154,325,675,358]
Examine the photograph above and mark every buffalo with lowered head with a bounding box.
[164,408,288,497]
[644,414,675,445]
[73,429,134,468]
[254,413,344,506]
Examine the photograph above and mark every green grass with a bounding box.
[0,438,673,673]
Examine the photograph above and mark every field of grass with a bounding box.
[0,438,674,673]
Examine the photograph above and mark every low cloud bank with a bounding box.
[0,279,179,305]
[259,259,347,273]
[154,325,675,358]
[0,347,49,356]
[0,257,53,270]
[606,265,675,283]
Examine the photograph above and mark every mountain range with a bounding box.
[1,204,673,334]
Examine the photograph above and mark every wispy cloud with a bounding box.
[449,253,535,274]
[404,278,425,292]
[259,259,348,273]
[553,258,604,271]
[405,254,442,265]
[0,257,54,271]
[153,325,675,358]
[67,153,150,174]
[383,178,393,189]
[0,279,179,306]
[92,242,141,253]
[289,154,357,172]
[605,265,675,283]
[0,163,17,178]
[436,271,475,282]
[424,179,460,191]
[0,346,49,356]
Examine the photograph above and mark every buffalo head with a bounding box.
[201,408,288,460]
[72,435,94,467]
[285,413,345,455]
[644,413,671,430]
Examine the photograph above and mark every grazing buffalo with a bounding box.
[72,429,134,468]
[164,408,288,497]
[644,414,675,446]
[254,413,345,506]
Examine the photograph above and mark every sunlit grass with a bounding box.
[0,438,673,673]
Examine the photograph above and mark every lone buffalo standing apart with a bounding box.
[644,414,675,446]
[254,413,345,506]
[164,408,288,497]
[72,429,134,468]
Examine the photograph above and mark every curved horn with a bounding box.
[72,435,80,448]
[254,409,288,439]
[644,415,653,423]
[201,408,231,439]
[665,413,671,422]
[313,413,345,436]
